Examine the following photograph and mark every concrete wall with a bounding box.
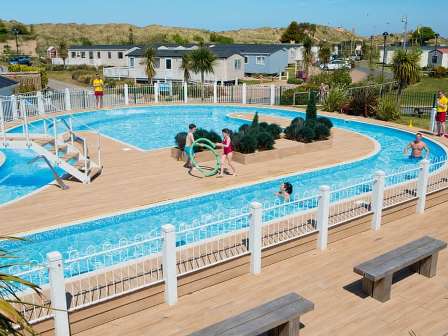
[244,49,288,75]
[128,54,245,82]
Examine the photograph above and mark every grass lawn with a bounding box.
[405,76,448,93]
[47,71,89,87]
[393,115,431,130]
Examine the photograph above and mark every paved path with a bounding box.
[47,78,84,91]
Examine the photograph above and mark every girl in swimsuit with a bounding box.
[216,128,236,177]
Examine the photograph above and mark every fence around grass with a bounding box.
[9,156,448,335]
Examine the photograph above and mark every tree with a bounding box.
[318,43,331,65]
[172,33,189,44]
[303,36,314,79]
[0,237,42,335]
[209,33,233,44]
[180,53,192,82]
[128,27,134,44]
[190,46,216,100]
[411,26,436,46]
[57,40,68,67]
[142,47,157,84]
[280,21,301,43]
[251,112,259,128]
[306,91,317,120]
[392,48,421,94]
[193,35,204,44]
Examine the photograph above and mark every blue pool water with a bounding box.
[1,105,446,277]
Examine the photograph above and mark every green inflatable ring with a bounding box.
[190,138,221,177]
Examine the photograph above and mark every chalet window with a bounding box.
[97,52,101,58]
[89,51,94,59]
[244,56,248,64]
[71,52,76,58]
[81,52,86,58]
[234,59,241,70]
[154,58,160,68]
[432,55,438,64]
[118,52,124,59]
[256,56,265,65]
[129,57,135,68]
[108,52,112,59]
[165,58,172,70]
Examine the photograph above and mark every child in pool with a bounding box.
[184,124,196,171]
[276,182,293,202]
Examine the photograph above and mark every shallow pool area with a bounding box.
[1,105,447,277]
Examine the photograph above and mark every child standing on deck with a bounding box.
[215,128,236,177]
[184,124,196,172]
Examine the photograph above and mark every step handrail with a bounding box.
[28,155,69,190]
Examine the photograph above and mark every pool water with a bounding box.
[0,105,446,274]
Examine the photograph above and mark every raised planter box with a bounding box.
[171,137,333,165]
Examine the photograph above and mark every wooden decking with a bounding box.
[0,116,375,236]
[76,197,448,336]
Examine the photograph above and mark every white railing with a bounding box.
[103,66,131,79]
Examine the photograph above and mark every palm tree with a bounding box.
[190,46,216,100]
[318,43,331,66]
[141,47,157,84]
[392,48,421,94]
[302,36,314,79]
[0,238,42,335]
[180,53,192,83]
[57,41,68,68]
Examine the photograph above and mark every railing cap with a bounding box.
[46,251,63,262]
[161,224,175,233]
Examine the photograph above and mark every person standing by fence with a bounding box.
[435,91,447,136]
[93,73,104,109]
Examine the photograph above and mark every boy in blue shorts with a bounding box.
[184,124,196,171]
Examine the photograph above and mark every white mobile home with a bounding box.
[428,48,448,68]
[65,45,139,67]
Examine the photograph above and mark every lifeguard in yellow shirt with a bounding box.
[93,73,104,108]
[436,90,448,136]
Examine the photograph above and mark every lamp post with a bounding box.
[381,32,389,82]
[435,33,440,51]
[401,16,408,49]
[11,28,19,54]
[369,35,374,65]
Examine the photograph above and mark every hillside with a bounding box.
[1,19,363,56]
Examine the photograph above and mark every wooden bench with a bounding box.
[189,293,314,336]
[354,236,447,302]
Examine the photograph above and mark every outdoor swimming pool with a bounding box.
[0,105,446,278]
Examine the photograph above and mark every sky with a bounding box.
[1,0,446,37]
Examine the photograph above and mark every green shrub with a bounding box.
[280,84,319,105]
[251,112,259,128]
[8,64,48,88]
[305,91,317,120]
[238,124,250,134]
[348,87,379,117]
[304,118,317,129]
[433,66,447,78]
[314,124,330,140]
[257,131,275,151]
[310,69,351,88]
[291,117,305,127]
[236,133,257,154]
[317,116,333,129]
[287,77,303,85]
[258,122,269,130]
[174,132,187,150]
[266,123,282,139]
[376,98,400,121]
[207,130,222,143]
[193,128,222,143]
[297,126,315,143]
[322,86,348,112]
[284,124,301,140]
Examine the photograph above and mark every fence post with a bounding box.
[242,83,247,104]
[37,91,45,115]
[64,88,71,111]
[124,84,129,105]
[317,185,330,250]
[213,82,218,104]
[416,159,430,214]
[270,85,275,106]
[47,252,70,336]
[371,170,386,231]
[154,82,159,103]
[430,108,436,134]
[0,100,6,146]
[162,224,178,305]
[235,77,239,85]
[183,82,188,103]
[249,202,263,274]
[11,95,18,120]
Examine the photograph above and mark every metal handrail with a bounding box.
[28,155,69,190]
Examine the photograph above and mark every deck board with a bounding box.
[74,201,448,336]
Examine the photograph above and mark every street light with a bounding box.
[381,32,389,82]
[435,33,440,51]
[401,16,408,49]
[369,35,374,66]
[11,28,20,54]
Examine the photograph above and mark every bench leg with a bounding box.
[372,275,392,302]
[277,317,301,336]
[362,277,373,296]
[418,253,439,278]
